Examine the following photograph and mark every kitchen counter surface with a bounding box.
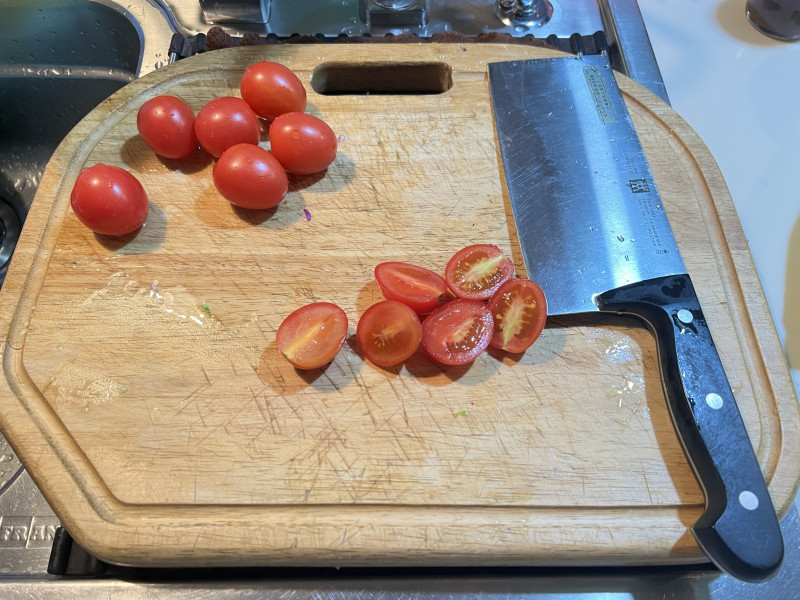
[639,0,800,406]
[1,1,798,596]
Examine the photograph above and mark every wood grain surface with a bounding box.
[0,43,797,568]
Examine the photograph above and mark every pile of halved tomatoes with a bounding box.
[69,61,338,235]
[277,244,547,370]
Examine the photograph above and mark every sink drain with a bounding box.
[0,197,21,287]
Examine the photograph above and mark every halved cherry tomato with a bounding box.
[268,112,337,175]
[356,300,421,367]
[194,96,260,158]
[421,299,494,366]
[444,244,515,301]
[70,163,149,237]
[136,95,197,159]
[213,143,288,210]
[374,262,448,315]
[487,278,548,353]
[240,61,307,121]
[276,302,348,370]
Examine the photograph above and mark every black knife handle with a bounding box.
[596,273,783,582]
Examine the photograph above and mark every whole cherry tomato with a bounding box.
[194,96,260,158]
[136,95,197,159]
[213,144,288,210]
[240,61,307,121]
[268,112,337,175]
[70,163,149,237]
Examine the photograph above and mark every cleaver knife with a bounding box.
[488,52,783,582]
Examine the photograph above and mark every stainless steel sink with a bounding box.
[0,0,174,575]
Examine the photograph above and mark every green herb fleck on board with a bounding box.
[201,304,212,316]
[452,409,469,417]
[119,384,128,394]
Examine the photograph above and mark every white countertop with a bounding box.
[638,0,800,403]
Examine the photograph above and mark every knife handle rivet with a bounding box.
[705,392,724,410]
[676,309,694,325]
[739,490,759,511]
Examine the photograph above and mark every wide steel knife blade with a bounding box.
[488,52,783,582]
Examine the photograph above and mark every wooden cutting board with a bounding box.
[0,43,798,568]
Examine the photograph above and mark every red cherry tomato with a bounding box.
[487,278,548,353]
[444,244,515,301]
[212,144,288,210]
[356,301,422,367]
[276,302,348,370]
[136,95,197,159]
[421,299,494,366]
[240,61,307,121]
[70,163,149,237]
[194,96,260,158]
[268,112,337,175]
[374,262,448,315]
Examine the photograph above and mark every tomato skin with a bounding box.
[276,302,348,370]
[213,144,288,210]
[374,262,448,315]
[488,278,548,353]
[356,301,422,367]
[136,95,197,159]
[421,299,494,366]
[70,163,149,237]
[194,96,260,158]
[268,112,337,175]
[240,61,307,121]
[445,244,515,301]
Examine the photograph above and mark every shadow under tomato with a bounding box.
[287,153,355,193]
[119,136,213,176]
[257,337,361,394]
[232,203,281,225]
[94,200,166,254]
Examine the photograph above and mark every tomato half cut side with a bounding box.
[374,262,448,315]
[276,302,348,370]
[444,244,515,300]
[487,278,548,353]
[356,300,422,367]
[421,299,494,366]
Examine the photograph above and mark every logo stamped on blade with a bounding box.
[628,178,650,193]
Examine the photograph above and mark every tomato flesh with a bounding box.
[276,302,348,370]
[421,299,494,366]
[70,163,149,237]
[213,144,288,210]
[445,244,515,300]
[374,262,448,315]
[136,95,197,159]
[356,301,421,367]
[488,278,548,353]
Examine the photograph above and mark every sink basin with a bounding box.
[0,0,144,286]
[0,0,168,575]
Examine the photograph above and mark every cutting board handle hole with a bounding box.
[311,62,452,95]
